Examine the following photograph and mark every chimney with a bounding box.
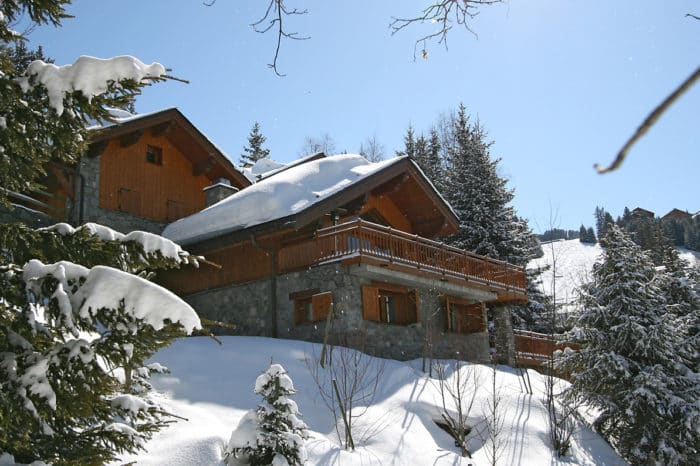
[203,178,238,207]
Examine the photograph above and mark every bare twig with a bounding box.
[686,13,700,21]
[251,0,309,77]
[390,0,501,60]
[596,65,700,174]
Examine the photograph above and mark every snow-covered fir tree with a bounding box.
[0,2,204,463]
[226,363,309,466]
[558,225,699,465]
[442,104,534,266]
[404,128,444,192]
[240,121,270,167]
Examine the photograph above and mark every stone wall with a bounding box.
[71,155,165,234]
[182,262,492,363]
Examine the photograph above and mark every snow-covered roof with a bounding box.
[163,154,405,245]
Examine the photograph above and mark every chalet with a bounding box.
[629,207,655,219]
[661,208,693,222]
[6,108,250,232]
[160,153,527,363]
[5,108,527,364]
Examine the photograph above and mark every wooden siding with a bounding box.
[358,194,412,232]
[158,241,272,295]
[98,132,210,222]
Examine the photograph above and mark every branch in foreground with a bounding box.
[390,0,501,59]
[251,0,309,77]
[595,65,700,174]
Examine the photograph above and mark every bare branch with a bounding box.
[250,0,310,77]
[390,0,501,60]
[595,65,700,174]
[686,13,700,21]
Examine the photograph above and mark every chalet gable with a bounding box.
[88,108,249,188]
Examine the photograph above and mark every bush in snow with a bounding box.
[558,225,699,465]
[0,2,199,464]
[225,363,309,466]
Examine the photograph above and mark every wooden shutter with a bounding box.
[312,292,333,321]
[361,285,379,321]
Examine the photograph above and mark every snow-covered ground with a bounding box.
[116,336,624,465]
[529,239,700,311]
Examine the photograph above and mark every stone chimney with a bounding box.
[203,178,238,207]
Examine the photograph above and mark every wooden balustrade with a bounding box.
[513,329,582,364]
[278,219,526,296]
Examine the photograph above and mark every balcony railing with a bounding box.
[278,219,526,299]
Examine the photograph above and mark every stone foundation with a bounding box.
[182,262,494,363]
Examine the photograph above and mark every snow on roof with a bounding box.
[86,107,175,131]
[163,154,403,245]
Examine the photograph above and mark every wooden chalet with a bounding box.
[661,208,692,222]
[630,207,655,219]
[9,108,250,233]
[161,154,527,363]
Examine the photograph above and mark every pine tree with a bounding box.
[578,225,588,243]
[395,124,416,159]
[240,122,270,167]
[559,225,699,464]
[226,363,309,466]
[1,3,201,463]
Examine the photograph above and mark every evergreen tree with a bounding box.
[0,223,201,464]
[559,225,699,464]
[578,225,588,243]
[395,124,416,159]
[240,122,270,167]
[594,207,614,240]
[443,104,530,264]
[0,3,201,463]
[586,227,596,243]
[226,364,309,466]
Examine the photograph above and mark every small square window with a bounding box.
[146,145,163,165]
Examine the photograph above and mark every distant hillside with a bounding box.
[529,239,700,311]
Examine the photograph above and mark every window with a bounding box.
[445,297,485,334]
[290,290,332,325]
[362,283,419,325]
[118,188,141,216]
[146,145,163,165]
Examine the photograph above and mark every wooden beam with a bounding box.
[151,120,176,137]
[119,129,144,147]
[193,155,216,176]
[340,194,368,216]
[87,140,108,158]
[371,173,409,196]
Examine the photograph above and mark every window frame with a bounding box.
[290,289,333,326]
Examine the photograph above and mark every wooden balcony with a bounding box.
[278,219,527,303]
[513,329,582,368]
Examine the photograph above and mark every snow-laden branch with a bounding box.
[17,55,167,115]
[23,259,201,334]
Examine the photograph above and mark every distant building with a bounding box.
[630,207,655,219]
[661,208,693,222]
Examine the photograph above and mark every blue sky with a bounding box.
[25,0,699,233]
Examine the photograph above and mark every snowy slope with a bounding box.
[115,336,625,466]
[529,239,700,310]
[529,240,603,310]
